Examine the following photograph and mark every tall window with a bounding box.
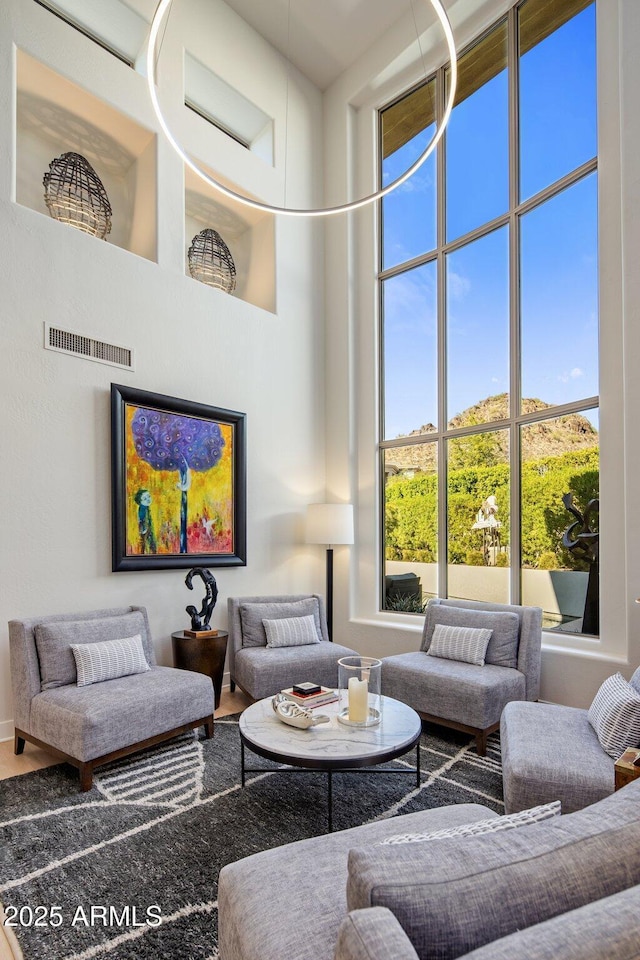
[380,0,599,636]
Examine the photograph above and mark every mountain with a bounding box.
[386,394,598,473]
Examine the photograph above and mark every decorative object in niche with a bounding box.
[188,228,236,294]
[185,567,219,635]
[111,383,247,571]
[43,152,112,239]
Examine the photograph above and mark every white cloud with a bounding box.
[447,270,471,302]
[558,367,585,383]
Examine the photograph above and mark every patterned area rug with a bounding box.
[0,716,503,960]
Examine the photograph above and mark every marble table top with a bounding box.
[239,695,422,768]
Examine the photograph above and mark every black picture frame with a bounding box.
[111,383,246,571]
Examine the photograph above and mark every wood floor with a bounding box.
[0,689,252,960]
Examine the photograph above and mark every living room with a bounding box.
[2,0,640,958]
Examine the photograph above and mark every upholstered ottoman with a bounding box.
[500,700,614,814]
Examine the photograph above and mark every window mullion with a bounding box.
[436,64,448,599]
[508,2,521,604]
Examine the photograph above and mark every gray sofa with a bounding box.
[218,778,640,960]
[227,594,358,700]
[9,606,215,790]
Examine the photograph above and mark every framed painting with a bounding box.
[111,384,246,571]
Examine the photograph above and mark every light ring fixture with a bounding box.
[146,0,457,218]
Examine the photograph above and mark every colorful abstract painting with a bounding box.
[111,385,246,571]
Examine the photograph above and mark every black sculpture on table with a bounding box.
[185,567,218,632]
[561,493,599,636]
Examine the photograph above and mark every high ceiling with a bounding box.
[222,0,415,90]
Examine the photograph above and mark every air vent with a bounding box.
[44,323,134,370]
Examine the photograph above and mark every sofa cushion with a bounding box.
[380,800,560,845]
[427,623,492,666]
[422,604,520,669]
[264,614,321,649]
[346,778,640,960]
[218,803,498,960]
[70,634,149,687]
[629,665,640,695]
[34,611,149,691]
[29,666,214,761]
[334,909,419,960]
[240,599,322,647]
[457,884,640,960]
[588,673,640,758]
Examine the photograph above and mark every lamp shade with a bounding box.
[305,503,354,546]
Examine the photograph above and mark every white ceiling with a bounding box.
[222,0,414,90]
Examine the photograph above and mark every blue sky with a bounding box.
[382,5,598,441]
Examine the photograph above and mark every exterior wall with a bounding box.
[386,561,588,621]
[0,0,326,739]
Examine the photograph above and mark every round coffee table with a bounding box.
[239,695,422,831]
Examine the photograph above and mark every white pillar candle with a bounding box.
[348,676,369,722]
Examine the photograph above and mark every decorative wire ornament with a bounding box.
[188,229,237,294]
[146,0,457,218]
[43,152,112,239]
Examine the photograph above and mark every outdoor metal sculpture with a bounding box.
[471,495,503,565]
[561,493,599,636]
[185,567,218,632]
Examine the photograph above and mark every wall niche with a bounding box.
[185,164,275,314]
[16,49,157,262]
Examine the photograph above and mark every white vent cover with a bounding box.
[44,322,134,370]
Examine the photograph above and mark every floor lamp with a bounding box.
[305,503,354,642]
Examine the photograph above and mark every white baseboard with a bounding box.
[0,719,14,743]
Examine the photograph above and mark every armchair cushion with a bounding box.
[422,604,520,669]
[380,800,560,845]
[588,673,640,758]
[70,634,149,687]
[29,665,214,762]
[427,623,492,666]
[382,651,525,730]
[34,610,149,691]
[240,598,322,647]
[264,614,321,648]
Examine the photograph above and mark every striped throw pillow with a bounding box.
[70,634,150,687]
[380,800,561,845]
[427,622,492,666]
[588,673,640,759]
[263,614,321,648]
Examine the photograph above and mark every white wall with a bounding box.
[323,0,640,708]
[0,0,326,739]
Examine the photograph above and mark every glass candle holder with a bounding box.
[337,656,382,727]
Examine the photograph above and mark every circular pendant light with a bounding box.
[146,0,457,218]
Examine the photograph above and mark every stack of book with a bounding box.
[281,683,338,708]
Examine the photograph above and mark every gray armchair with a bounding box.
[382,598,542,755]
[9,605,215,791]
[227,594,359,700]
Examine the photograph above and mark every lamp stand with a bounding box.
[326,546,334,642]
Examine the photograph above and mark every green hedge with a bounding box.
[385,448,598,570]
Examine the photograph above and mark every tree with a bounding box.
[131,408,225,553]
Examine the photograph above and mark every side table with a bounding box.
[171,630,229,711]
[614,747,640,790]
